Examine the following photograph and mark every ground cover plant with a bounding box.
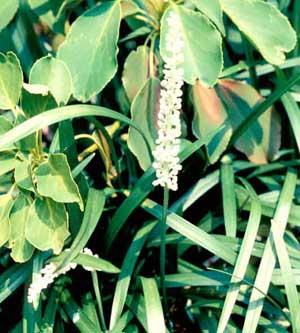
[0,0,300,332]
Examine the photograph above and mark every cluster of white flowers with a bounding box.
[27,248,97,305]
[152,11,184,191]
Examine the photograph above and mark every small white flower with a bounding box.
[152,11,184,191]
[81,247,99,272]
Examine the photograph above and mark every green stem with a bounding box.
[91,271,107,332]
[242,36,258,88]
[160,186,169,317]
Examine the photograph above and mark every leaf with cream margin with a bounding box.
[57,1,121,102]
[192,80,232,163]
[25,197,69,254]
[160,5,223,86]
[29,55,72,106]
[220,0,296,65]
[122,46,157,102]
[0,0,19,32]
[0,194,14,246]
[128,78,160,170]
[35,153,83,210]
[0,52,23,110]
[190,0,225,35]
[9,195,34,263]
[218,79,281,164]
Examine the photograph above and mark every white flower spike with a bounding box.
[152,11,184,191]
[27,247,99,306]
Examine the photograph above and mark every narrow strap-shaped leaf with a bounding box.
[62,290,99,332]
[230,73,300,147]
[0,104,151,156]
[217,178,262,333]
[141,277,166,333]
[109,221,157,329]
[0,262,31,303]
[272,218,300,333]
[220,156,237,237]
[243,169,297,333]
[141,199,236,265]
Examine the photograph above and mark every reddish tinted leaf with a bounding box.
[192,80,232,163]
[122,46,157,102]
[218,79,281,164]
[192,79,281,164]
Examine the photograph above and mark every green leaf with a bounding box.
[0,152,16,177]
[220,0,296,65]
[0,105,151,158]
[29,55,72,106]
[28,0,64,32]
[21,84,57,117]
[122,46,156,102]
[160,6,223,86]
[128,78,159,170]
[220,156,237,237]
[272,217,300,333]
[190,0,225,35]
[230,73,300,147]
[192,80,232,163]
[0,194,14,246]
[0,0,19,32]
[62,290,100,332]
[55,188,105,269]
[57,1,121,102]
[243,169,297,332]
[73,253,120,274]
[0,52,23,110]
[141,277,166,333]
[0,262,31,304]
[8,195,34,263]
[109,221,157,329]
[217,179,262,332]
[35,153,83,210]
[0,116,12,135]
[14,155,35,192]
[25,197,69,254]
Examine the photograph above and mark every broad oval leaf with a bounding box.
[21,84,57,117]
[160,5,223,86]
[25,197,69,254]
[128,78,160,170]
[218,79,281,164]
[14,154,35,192]
[30,55,72,106]
[0,153,17,177]
[192,80,232,163]
[122,46,156,102]
[0,194,14,246]
[35,153,83,210]
[9,195,34,263]
[220,0,296,65]
[0,0,19,32]
[57,1,121,102]
[0,52,23,110]
[190,0,225,35]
